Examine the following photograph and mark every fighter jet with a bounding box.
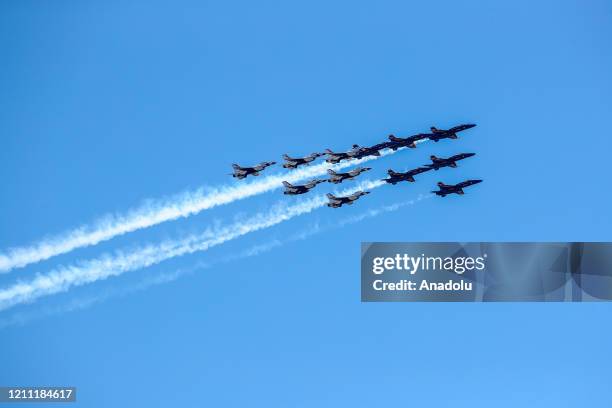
[432,180,482,197]
[347,144,382,160]
[324,149,352,164]
[230,161,276,179]
[425,153,476,171]
[383,167,431,184]
[426,124,476,142]
[282,153,324,169]
[327,167,371,184]
[282,179,326,195]
[326,191,370,208]
[386,133,429,150]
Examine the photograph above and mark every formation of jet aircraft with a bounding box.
[229,123,481,205]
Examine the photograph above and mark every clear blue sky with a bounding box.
[1,0,611,406]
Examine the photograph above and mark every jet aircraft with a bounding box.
[326,191,370,208]
[282,153,324,169]
[425,153,476,170]
[427,124,476,142]
[383,167,431,184]
[386,133,429,150]
[324,149,352,164]
[282,179,326,195]
[432,180,482,197]
[230,161,276,179]
[347,144,382,160]
[327,167,371,184]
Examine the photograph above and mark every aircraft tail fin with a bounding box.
[326,193,336,200]
[327,169,336,175]
[232,163,241,170]
[388,134,401,142]
[282,181,293,188]
[387,169,397,176]
[282,154,291,160]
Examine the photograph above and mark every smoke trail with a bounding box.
[0,144,420,273]
[337,193,433,226]
[0,268,186,330]
[0,179,386,311]
[0,194,429,329]
[0,223,324,329]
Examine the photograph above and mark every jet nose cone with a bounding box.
[473,179,483,184]
[465,153,476,157]
[465,124,477,128]
[364,167,372,171]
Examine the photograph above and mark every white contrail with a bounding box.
[337,193,433,226]
[0,222,324,329]
[0,195,428,329]
[0,143,422,273]
[0,179,386,311]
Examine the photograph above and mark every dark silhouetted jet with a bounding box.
[432,180,482,197]
[324,149,352,164]
[383,167,431,184]
[425,153,476,170]
[347,144,382,159]
[427,124,476,142]
[386,133,429,150]
[282,179,326,195]
[327,167,371,184]
[231,161,276,179]
[326,191,370,208]
[282,153,324,169]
